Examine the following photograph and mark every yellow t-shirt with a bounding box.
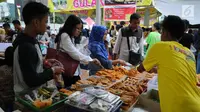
[143,41,200,112]
[0,28,5,35]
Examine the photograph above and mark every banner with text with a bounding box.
[48,0,152,12]
[104,5,136,21]
[105,0,152,6]
[48,0,104,12]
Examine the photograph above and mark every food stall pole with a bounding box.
[96,0,101,25]
[144,6,150,27]
[53,12,56,31]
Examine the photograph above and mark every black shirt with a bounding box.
[193,32,200,51]
[13,33,53,88]
[179,33,194,49]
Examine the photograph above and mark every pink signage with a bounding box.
[73,0,104,8]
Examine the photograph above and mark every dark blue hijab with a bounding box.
[88,26,108,59]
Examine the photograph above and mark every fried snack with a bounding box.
[43,99,53,106]
[33,100,46,108]
[77,80,93,85]
[96,82,103,86]
[70,76,114,91]
[113,66,129,75]
[95,66,126,81]
[107,73,156,110]
[127,68,139,77]
[59,88,68,93]
[108,88,123,96]
[87,77,98,83]
[59,89,73,96]
[70,84,82,91]
[100,78,110,85]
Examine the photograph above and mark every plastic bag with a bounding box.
[147,75,158,91]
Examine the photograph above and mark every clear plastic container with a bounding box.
[54,74,64,89]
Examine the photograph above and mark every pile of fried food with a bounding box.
[107,72,155,110]
[127,68,140,77]
[96,66,140,80]
[66,76,113,93]
[96,66,136,80]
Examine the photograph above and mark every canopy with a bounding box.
[137,7,161,27]
[0,0,6,2]
[154,0,200,24]
[48,0,153,12]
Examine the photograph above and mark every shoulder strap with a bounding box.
[126,36,131,51]
[121,27,128,37]
[56,35,61,50]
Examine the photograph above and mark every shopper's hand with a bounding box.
[91,58,101,66]
[112,59,126,66]
[46,59,63,67]
[52,66,64,74]
[117,59,126,66]
[46,59,58,64]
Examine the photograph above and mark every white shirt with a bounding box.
[113,29,144,62]
[76,36,91,56]
[106,34,111,48]
[59,33,93,76]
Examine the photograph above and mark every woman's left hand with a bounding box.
[91,58,101,66]
[112,59,126,66]
[118,59,127,66]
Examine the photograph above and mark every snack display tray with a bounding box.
[105,75,127,89]
[108,74,149,112]
[16,89,68,112]
[65,99,123,112]
[68,75,127,90]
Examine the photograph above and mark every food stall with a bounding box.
[15,65,158,112]
[61,66,156,111]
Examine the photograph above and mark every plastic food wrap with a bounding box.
[90,99,113,112]
[84,88,108,98]
[68,91,96,105]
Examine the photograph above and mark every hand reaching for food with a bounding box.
[112,59,126,66]
[90,58,104,69]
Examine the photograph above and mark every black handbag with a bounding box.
[126,35,142,66]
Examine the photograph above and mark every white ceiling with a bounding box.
[154,0,200,24]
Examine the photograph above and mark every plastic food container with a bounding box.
[65,99,123,112]
[16,88,67,112]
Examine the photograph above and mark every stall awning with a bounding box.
[48,0,153,13]
[0,0,6,3]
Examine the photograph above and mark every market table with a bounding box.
[15,66,157,112]
[60,67,157,112]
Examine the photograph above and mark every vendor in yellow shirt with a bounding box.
[137,15,200,112]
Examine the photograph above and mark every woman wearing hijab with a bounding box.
[88,26,126,75]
